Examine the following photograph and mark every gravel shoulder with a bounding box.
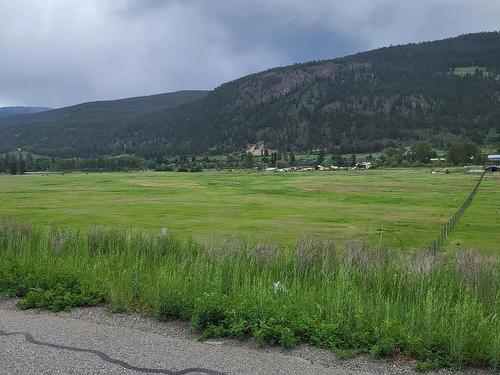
[0,298,490,375]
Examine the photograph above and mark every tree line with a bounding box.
[1,141,498,174]
[0,153,27,174]
[0,152,152,174]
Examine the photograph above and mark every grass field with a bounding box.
[1,169,499,370]
[453,66,490,77]
[0,168,498,251]
[446,173,500,252]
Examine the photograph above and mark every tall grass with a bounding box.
[0,220,498,371]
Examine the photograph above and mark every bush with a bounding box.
[17,282,102,312]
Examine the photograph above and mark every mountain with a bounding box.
[1,31,499,157]
[0,91,208,157]
[0,106,50,119]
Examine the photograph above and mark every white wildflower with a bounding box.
[273,281,286,294]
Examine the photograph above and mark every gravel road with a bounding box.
[0,299,490,374]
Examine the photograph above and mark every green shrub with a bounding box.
[415,360,441,372]
[16,276,103,312]
[190,293,228,333]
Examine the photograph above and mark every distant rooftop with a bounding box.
[488,155,500,160]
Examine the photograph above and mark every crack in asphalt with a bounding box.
[0,330,226,375]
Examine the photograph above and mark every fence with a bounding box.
[430,171,486,252]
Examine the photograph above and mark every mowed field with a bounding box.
[0,169,498,251]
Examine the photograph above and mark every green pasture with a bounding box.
[453,66,489,77]
[446,173,500,252]
[0,169,497,251]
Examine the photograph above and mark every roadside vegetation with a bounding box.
[0,220,498,371]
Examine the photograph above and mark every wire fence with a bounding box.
[430,171,487,252]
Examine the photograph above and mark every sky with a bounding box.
[1,0,499,108]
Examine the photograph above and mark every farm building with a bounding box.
[486,156,500,172]
[488,155,500,163]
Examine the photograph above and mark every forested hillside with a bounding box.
[0,106,50,119]
[0,91,207,157]
[1,32,499,157]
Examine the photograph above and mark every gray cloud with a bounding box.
[0,0,499,108]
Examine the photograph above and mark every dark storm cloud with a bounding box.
[0,0,499,108]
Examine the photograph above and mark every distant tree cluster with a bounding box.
[374,141,487,168]
[445,143,484,165]
[0,153,153,173]
[0,153,27,174]
[42,155,152,172]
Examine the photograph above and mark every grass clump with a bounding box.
[0,219,498,371]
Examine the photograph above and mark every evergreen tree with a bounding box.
[9,158,17,175]
[350,153,357,167]
[332,154,344,166]
[243,152,254,168]
[270,152,278,167]
[17,159,26,174]
[318,150,326,165]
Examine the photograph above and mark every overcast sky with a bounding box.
[1,0,499,108]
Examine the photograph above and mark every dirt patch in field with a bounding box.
[130,180,204,189]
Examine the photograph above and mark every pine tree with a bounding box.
[9,158,18,175]
[243,152,254,168]
[17,159,26,174]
